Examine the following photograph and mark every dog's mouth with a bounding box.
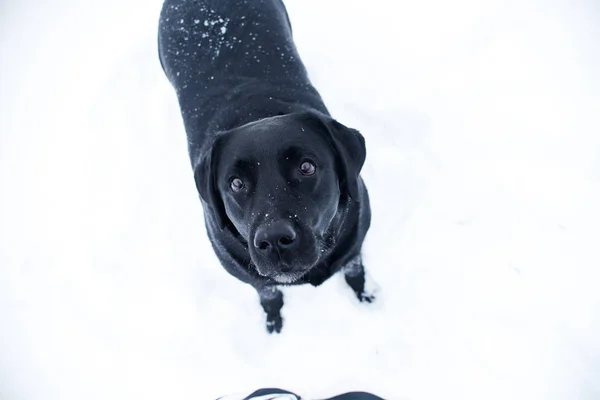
[251,257,315,284]
[268,269,309,284]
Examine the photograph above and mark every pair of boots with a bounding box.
[218,388,384,400]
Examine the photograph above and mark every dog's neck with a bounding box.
[181,80,329,140]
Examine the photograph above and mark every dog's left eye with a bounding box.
[230,177,245,192]
[299,160,316,176]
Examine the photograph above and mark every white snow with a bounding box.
[1,0,600,400]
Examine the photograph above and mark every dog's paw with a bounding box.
[266,313,283,334]
[344,269,378,305]
[357,290,376,304]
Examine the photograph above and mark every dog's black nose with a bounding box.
[254,222,297,251]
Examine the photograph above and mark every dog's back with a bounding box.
[158,0,328,150]
[158,0,302,78]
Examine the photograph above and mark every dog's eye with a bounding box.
[299,160,316,176]
[230,177,244,192]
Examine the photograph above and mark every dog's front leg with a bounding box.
[257,286,284,334]
[343,256,376,303]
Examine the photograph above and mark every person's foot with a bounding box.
[217,388,299,400]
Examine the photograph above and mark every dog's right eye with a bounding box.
[299,160,316,176]
[230,177,244,193]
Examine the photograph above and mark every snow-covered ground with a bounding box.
[1,0,599,399]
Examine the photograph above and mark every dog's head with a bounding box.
[194,111,366,283]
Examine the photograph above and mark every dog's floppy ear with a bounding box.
[311,115,366,201]
[193,135,228,230]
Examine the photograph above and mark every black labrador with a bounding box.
[158,0,374,333]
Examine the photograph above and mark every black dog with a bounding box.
[158,0,373,333]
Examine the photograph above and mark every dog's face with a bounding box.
[194,112,366,283]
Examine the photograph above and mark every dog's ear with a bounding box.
[193,135,228,230]
[308,114,366,201]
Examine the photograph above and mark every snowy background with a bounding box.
[1,0,599,399]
